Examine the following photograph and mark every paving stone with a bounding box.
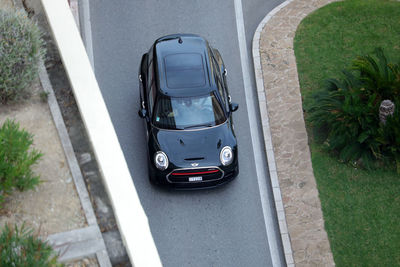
[257,0,337,265]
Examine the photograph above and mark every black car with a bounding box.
[138,34,239,188]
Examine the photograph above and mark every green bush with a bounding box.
[353,48,400,100]
[0,119,42,205]
[0,224,62,267]
[307,48,400,170]
[0,9,45,103]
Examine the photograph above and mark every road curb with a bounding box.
[40,0,162,266]
[252,1,296,266]
[39,61,112,266]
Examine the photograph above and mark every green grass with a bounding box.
[294,0,400,101]
[294,0,400,265]
[312,145,400,266]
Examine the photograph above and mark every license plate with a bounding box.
[189,176,203,182]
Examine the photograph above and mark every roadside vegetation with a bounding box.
[0,9,44,103]
[0,119,42,206]
[294,0,400,265]
[0,8,44,207]
[0,224,62,267]
[0,8,61,266]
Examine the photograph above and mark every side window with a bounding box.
[148,86,155,114]
[214,51,231,107]
[208,48,220,79]
[211,55,220,78]
[207,48,215,78]
[221,70,230,105]
[147,60,157,115]
[216,79,229,112]
[148,60,154,90]
[209,47,230,112]
[216,79,224,101]
[209,48,229,112]
[213,48,224,67]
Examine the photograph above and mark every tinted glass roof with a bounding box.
[164,53,206,89]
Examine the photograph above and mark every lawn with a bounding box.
[293,0,400,266]
[312,144,400,266]
[295,0,400,99]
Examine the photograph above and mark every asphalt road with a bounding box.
[88,0,284,266]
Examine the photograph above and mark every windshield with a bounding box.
[153,93,226,130]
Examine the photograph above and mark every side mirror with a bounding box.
[229,102,239,112]
[138,108,147,118]
[223,69,228,77]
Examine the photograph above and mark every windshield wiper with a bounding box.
[183,123,213,130]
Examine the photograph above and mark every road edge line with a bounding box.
[234,0,286,266]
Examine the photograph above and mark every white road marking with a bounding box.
[80,0,284,264]
[233,0,284,266]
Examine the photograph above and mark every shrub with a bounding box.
[0,224,62,267]
[353,48,400,100]
[0,9,45,103]
[307,48,400,170]
[0,119,42,205]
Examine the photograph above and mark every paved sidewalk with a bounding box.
[254,0,336,265]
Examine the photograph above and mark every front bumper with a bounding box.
[148,157,239,189]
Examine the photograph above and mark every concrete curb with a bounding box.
[40,0,162,266]
[252,1,296,266]
[39,62,111,266]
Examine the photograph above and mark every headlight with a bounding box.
[220,146,233,166]
[154,151,169,170]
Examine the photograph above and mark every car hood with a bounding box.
[151,122,235,168]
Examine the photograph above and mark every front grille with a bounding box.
[167,167,223,183]
[184,157,205,161]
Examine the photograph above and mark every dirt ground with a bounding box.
[0,81,86,237]
[0,0,86,237]
[0,0,10,9]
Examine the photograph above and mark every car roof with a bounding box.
[153,34,216,97]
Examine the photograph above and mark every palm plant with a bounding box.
[307,48,400,170]
[308,72,380,166]
[353,47,400,100]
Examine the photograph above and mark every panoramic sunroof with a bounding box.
[164,53,206,89]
